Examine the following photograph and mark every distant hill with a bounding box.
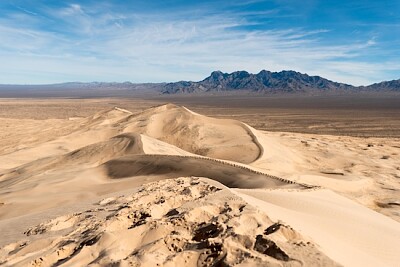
[162,70,400,94]
[0,82,164,97]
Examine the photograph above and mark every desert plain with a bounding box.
[0,96,399,267]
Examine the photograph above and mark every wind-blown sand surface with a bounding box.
[0,104,399,266]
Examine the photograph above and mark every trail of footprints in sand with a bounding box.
[0,178,338,266]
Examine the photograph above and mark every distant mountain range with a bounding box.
[0,70,399,97]
[162,70,400,94]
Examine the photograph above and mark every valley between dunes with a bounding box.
[0,103,399,267]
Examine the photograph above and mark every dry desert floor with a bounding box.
[0,98,399,267]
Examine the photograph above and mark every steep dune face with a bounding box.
[121,104,262,164]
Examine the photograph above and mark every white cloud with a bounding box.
[0,2,398,85]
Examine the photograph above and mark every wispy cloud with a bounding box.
[0,1,399,85]
[13,5,38,16]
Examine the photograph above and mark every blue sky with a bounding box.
[0,0,399,85]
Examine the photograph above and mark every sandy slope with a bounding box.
[0,104,399,267]
[234,188,400,267]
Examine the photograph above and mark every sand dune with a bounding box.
[0,104,399,266]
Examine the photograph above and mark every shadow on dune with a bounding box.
[103,154,303,189]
